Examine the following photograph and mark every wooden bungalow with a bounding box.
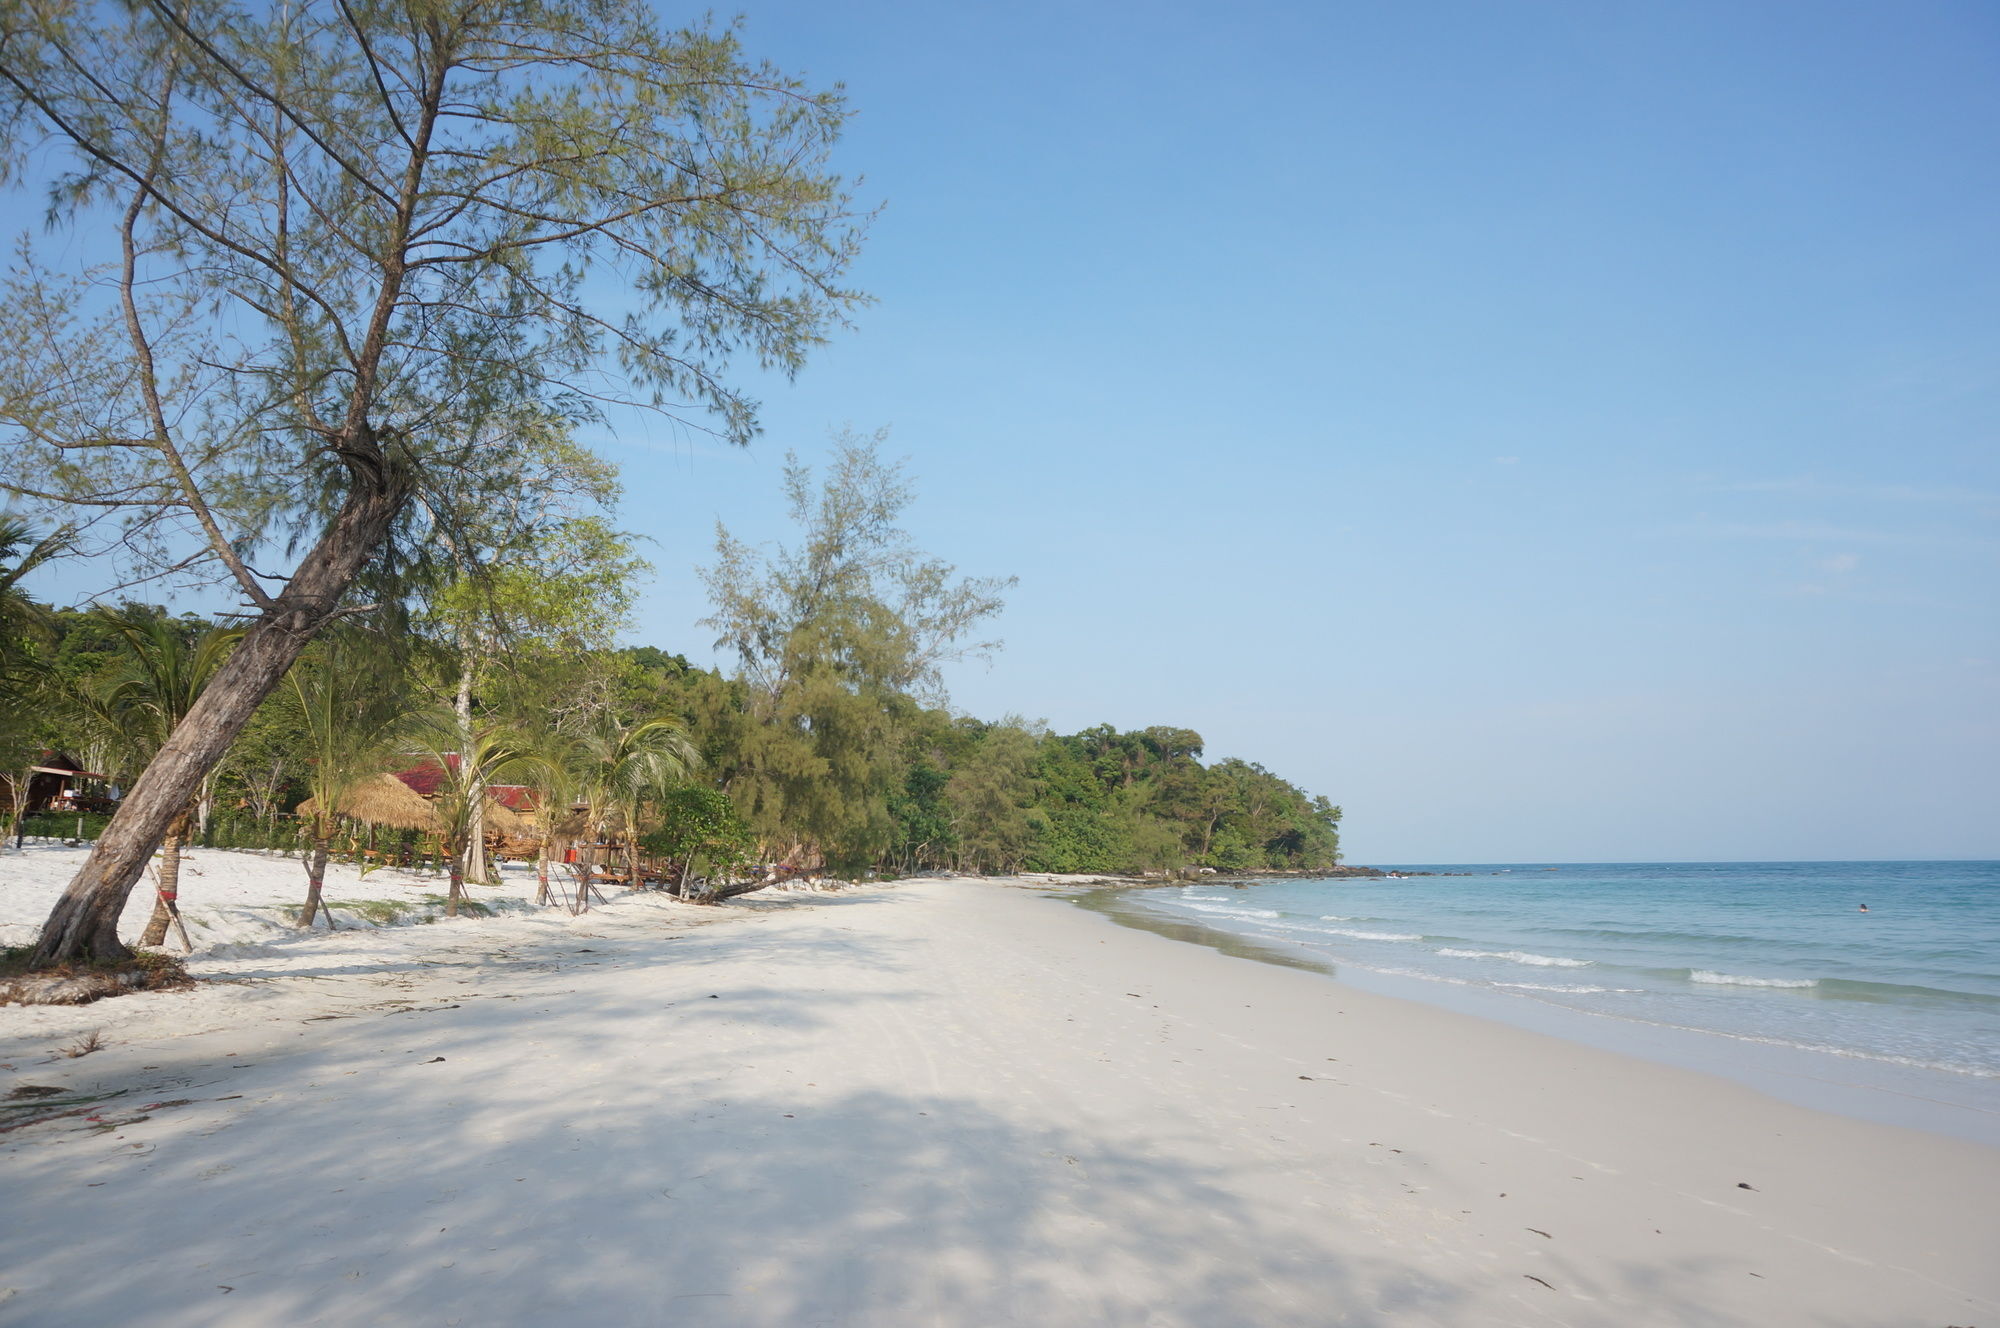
[9,751,112,815]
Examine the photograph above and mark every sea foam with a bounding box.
[1493,981,1616,994]
[1690,970,1817,989]
[1181,902,1281,919]
[1437,947,1591,968]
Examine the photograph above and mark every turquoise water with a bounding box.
[1110,862,2000,1131]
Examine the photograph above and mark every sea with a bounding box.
[1081,861,2000,1145]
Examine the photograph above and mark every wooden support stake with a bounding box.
[163,897,193,954]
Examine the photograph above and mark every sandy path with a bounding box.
[2,879,1994,1326]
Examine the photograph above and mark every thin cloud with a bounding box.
[1664,519,1996,554]
[1708,478,2000,507]
[1680,520,1912,545]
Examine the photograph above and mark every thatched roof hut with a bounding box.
[298,765,543,836]
[479,795,534,835]
[543,806,590,842]
[296,773,442,831]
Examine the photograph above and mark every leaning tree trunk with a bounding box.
[707,875,770,903]
[29,473,410,968]
[138,807,193,949]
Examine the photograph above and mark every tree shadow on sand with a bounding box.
[3,1022,1800,1328]
[8,1071,1458,1326]
[0,888,1825,1328]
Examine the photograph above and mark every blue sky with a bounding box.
[15,1,2000,862]
[609,0,1998,864]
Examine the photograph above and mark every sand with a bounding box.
[2,858,1995,1326]
[0,842,557,953]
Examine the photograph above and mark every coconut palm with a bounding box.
[514,727,588,908]
[406,716,546,917]
[287,633,415,929]
[571,715,698,894]
[72,608,243,949]
[0,516,62,663]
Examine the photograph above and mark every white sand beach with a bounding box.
[3,854,1996,1327]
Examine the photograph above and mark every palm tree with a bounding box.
[406,716,545,917]
[73,608,243,949]
[571,716,697,895]
[287,633,414,929]
[0,516,63,661]
[516,727,587,909]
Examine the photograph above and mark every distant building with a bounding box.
[9,751,112,814]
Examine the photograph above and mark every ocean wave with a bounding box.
[1687,1031,1999,1078]
[1572,1010,2000,1079]
[1815,977,2000,1009]
[1549,926,1766,947]
[1493,981,1619,994]
[1437,947,1592,968]
[1233,919,1344,939]
[1318,915,1356,922]
[1324,928,1423,942]
[1368,965,1475,987]
[1180,902,1281,919]
[1690,970,1817,989]
[1346,964,1653,1001]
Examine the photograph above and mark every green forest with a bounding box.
[2,443,1340,884]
